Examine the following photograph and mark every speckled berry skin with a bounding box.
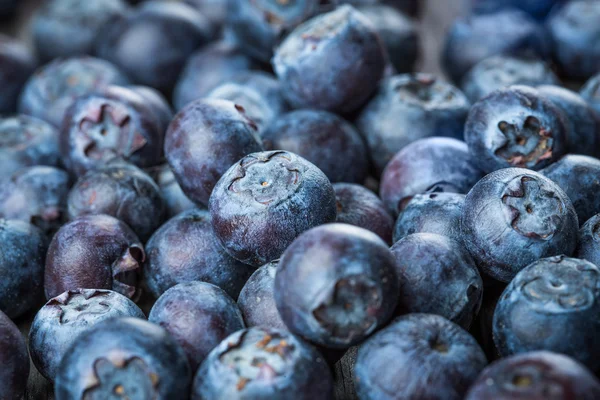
[150,164,196,219]
[580,72,600,115]
[45,214,145,301]
[272,5,386,114]
[263,110,369,184]
[0,219,47,319]
[465,351,600,400]
[144,209,254,300]
[210,150,337,267]
[355,314,487,400]
[18,57,130,128]
[380,137,483,216]
[165,99,264,207]
[0,310,29,400]
[576,214,600,267]
[192,327,333,400]
[55,317,191,400]
[238,261,286,330]
[465,86,568,173]
[149,282,245,371]
[493,256,600,372]
[29,288,145,382]
[0,35,36,115]
[462,168,578,282]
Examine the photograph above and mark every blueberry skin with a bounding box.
[45,214,145,301]
[18,56,130,128]
[149,282,245,371]
[547,1,600,81]
[462,168,578,282]
[192,327,334,400]
[0,310,29,400]
[442,9,550,83]
[0,166,70,235]
[32,0,129,62]
[96,1,212,94]
[210,150,337,267]
[580,72,600,115]
[29,288,145,382]
[393,192,465,243]
[238,261,287,330]
[357,74,470,176]
[55,317,191,400]
[461,55,559,103]
[540,155,600,224]
[0,35,36,115]
[128,85,173,135]
[355,314,487,400]
[493,256,600,372]
[465,351,600,400]
[272,5,386,114]
[0,219,47,319]
[471,0,566,20]
[165,99,264,207]
[274,224,398,348]
[465,86,568,173]
[263,110,369,184]
[576,214,600,267]
[184,0,227,32]
[380,137,483,216]
[333,183,393,244]
[151,164,196,219]
[144,209,254,300]
[0,116,60,177]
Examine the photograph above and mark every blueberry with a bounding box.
[238,261,286,330]
[192,327,334,399]
[272,5,386,113]
[32,0,129,62]
[274,223,398,348]
[0,35,36,115]
[354,314,487,400]
[575,213,600,267]
[380,137,483,216]
[471,0,566,20]
[465,86,568,173]
[0,219,47,319]
[45,214,144,300]
[127,85,173,134]
[493,256,600,372]
[357,74,470,175]
[144,209,254,300]
[393,192,465,243]
[580,72,600,115]
[465,351,600,400]
[184,0,227,32]
[262,110,369,184]
[210,150,337,267]
[0,310,29,400]
[18,56,130,128]
[149,281,245,371]
[462,168,578,282]
[0,166,70,235]
[540,155,600,224]
[29,288,145,382]
[55,317,191,400]
[442,9,550,83]
[150,164,196,219]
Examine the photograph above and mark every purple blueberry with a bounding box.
[0,35,36,115]
[0,310,29,400]
[576,214,600,267]
[238,261,286,330]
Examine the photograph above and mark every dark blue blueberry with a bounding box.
[575,213,600,267]
[18,56,130,128]
[32,0,129,62]
[45,214,144,300]
[274,223,398,348]
[144,209,254,300]
[580,72,600,115]
[0,310,29,400]
[333,183,394,244]
[462,168,578,282]
[354,314,487,400]
[465,86,568,173]
[272,5,386,114]
[210,150,337,267]
[150,164,196,219]
[357,74,470,176]
[262,110,369,184]
[0,219,47,319]
[192,327,333,399]
[165,99,264,206]
[238,261,286,330]
[55,317,191,400]
[127,85,173,135]
[541,155,600,224]
[442,9,550,83]
[380,137,483,216]
[29,288,145,382]
[393,192,465,243]
[149,281,245,371]
[0,35,36,115]
[493,256,600,373]
[471,0,566,20]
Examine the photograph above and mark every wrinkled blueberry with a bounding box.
[576,214,600,267]
[149,164,195,219]
[238,261,286,330]
[0,310,29,400]
[580,72,600,115]
[0,35,36,115]
[471,0,566,20]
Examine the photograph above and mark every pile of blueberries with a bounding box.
[1,0,600,398]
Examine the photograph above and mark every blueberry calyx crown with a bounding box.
[83,357,159,400]
[47,289,112,325]
[494,116,553,169]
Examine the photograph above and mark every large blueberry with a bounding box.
[0,310,29,400]
[580,72,600,115]
[238,261,286,330]
[210,150,337,267]
[471,0,566,20]
[0,35,36,115]
[576,214,600,267]
[150,164,196,219]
